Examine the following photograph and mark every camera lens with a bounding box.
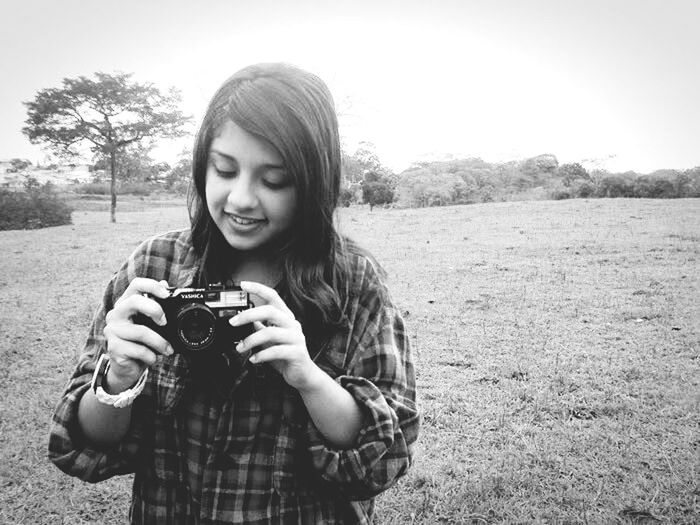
[176,303,216,350]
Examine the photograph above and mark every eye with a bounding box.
[215,166,238,178]
[209,158,238,178]
[262,169,292,190]
[262,178,290,190]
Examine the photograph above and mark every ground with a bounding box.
[0,198,697,523]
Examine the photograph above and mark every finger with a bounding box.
[106,337,159,368]
[248,344,295,364]
[118,277,170,304]
[108,294,167,325]
[131,277,171,298]
[236,326,292,354]
[239,281,294,316]
[230,304,298,329]
[105,322,173,356]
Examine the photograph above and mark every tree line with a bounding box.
[341,151,700,209]
[9,71,700,232]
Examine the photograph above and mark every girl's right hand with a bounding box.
[102,278,174,393]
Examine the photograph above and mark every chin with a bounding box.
[222,236,262,252]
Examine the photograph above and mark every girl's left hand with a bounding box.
[231,281,318,390]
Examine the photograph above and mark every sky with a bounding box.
[1,0,698,174]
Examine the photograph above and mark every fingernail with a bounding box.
[236,342,244,353]
[230,315,240,326]
[249,354,258,364]
[158,314,167,326]
[166,344,174,355]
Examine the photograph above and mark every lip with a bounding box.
[224,212,267,231]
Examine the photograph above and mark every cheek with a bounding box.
[279,192,298,224]
[204,174,225,209]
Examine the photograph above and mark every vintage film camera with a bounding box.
[135,284,255,357]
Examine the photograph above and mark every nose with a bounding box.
[226,172,258,210]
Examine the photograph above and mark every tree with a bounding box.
[341,151,364,184]
[354,141,384,174]
[342,141,394,184]
[92,143,168,183]
[633,175,676,198]
[7,158,32,173]
[395,168,468,207]
[164,151,193,194]
[557,163,590,187]
[23,72,191,222]
[362,171,394,210]
[339,185,357,207]
[520,154,559,186]
[597,175,635,198]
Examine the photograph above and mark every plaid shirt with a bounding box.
[48,229,418,524]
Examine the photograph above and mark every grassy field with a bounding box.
[0,199,698,524]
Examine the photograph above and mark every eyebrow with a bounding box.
[209,149,285,171]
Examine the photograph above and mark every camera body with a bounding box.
[135,284,255,358]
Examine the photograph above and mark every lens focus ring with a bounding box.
[176,303,216,350]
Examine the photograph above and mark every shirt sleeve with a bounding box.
[305,259,419,501]
[47,242,153,482]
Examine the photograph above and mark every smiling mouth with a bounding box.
[226,213,266,226]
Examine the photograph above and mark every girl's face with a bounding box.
[205,120,298,254]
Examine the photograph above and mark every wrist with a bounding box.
[104,368,138,395]
[294,362,329,395]
[91,354,148,408]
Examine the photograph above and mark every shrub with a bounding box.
[633,176,677,198]
[596,176,635,198]
[164,156,192,194]
[396,169,469,208]
[166,178,190,196]
[480,187,494,203]
[0,180,73,230]
[551,189,571,200]
[73,181,156,196]
[75,182,111,195]
[363,180,394,210]
[557,163,590,187]
[119,182,153,196]
[575,182,595,198]
[362,171,395,210]
[339,186,356,207]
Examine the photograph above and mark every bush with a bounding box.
[0,180,73,230]
[339,186,356,207]
[551,189,571,200]
[362,171,395,210]
[633,176,677,198]
[119,182,153,196]
[575,182,595,198]
[396,169,469,208]
[73,181,155,196]
[596,176,635,198]
[166,178,190,196]
[75,182,111,195]
[363,180,394,210]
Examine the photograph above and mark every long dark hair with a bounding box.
[188,63,357,344]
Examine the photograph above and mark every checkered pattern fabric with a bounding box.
[48,229,418,524]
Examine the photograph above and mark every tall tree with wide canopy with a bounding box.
[23,72,191,222]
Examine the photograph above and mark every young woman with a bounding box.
[49,63,418,524]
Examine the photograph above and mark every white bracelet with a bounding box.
[90,354,148,408]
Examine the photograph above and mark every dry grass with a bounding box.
[0,199,698,523]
